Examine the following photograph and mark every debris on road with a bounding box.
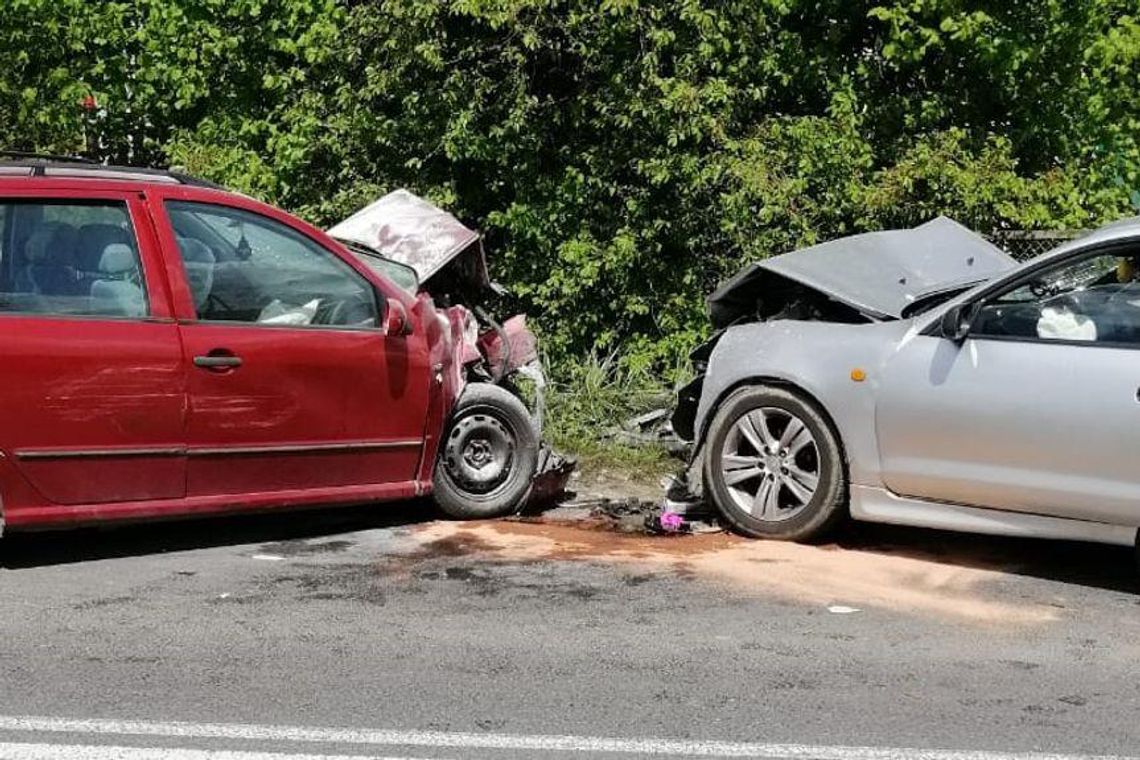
[654,511,687,534]
[525,447,578,508]
[661,473,710,517]
[646,507,723,535]
[588,498,661,533]
[523,493,723,537]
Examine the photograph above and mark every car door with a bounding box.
[875,244,1140,525]
[154,196,431,499]
[0,190,186,509]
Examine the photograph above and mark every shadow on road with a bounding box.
[837,521,1139,594]
[0,499,437,570]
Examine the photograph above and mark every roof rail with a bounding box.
[0,152,223,189]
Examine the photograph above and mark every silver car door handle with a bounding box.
[194,355,243,370]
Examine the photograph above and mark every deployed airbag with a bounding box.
[1037,307,1097,341]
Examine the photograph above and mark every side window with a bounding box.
[166,202,379,329]
[0,200,146,318]
[973,250,1140,344]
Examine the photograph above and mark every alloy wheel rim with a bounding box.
[720,406,820,522]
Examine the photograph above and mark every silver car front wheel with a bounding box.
[720,407,820,522]
[704,385,846,540]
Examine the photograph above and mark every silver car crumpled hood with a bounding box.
[328,189,491,290]
[707,216,1016,328]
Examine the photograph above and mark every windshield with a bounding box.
[339,239,419,294]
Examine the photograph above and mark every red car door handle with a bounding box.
[193,353,243,371]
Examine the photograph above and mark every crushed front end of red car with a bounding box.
[329,191,575,511]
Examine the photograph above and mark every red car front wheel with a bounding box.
[433,383,538,519]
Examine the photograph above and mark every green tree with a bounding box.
[0,0,1136,372]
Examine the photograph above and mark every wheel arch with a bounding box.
[691,320,896,490]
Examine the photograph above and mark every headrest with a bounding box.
[99,244,136,275]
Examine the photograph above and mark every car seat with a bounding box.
[89,244,145,316]
[75,224,132,288]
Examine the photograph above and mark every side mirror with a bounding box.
[939,303,977,342]
[385,298,413,337]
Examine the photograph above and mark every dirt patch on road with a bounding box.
[411,519,1058,626]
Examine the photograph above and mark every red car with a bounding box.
[0,156,563,535]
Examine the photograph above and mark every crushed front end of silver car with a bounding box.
[668,217,1016,509]
[329,190,575,507]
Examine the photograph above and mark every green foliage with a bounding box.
[544,352,675,474]
[1,0,1138,372]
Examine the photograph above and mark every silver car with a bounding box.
[674,215,1140,550]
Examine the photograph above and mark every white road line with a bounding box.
[0,744,432,760]
[0,715,1131,760]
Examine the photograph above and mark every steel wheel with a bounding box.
[432,383,539,520]
[719,406,820,522]
[442,412,516,497]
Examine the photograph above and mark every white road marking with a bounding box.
[0,744,433,760]
[0,715,1132,760]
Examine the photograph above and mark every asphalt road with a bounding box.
[1,497,1139,759]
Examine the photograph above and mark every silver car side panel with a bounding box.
[699,319,1140,539]
[876,335,1140,526]
[851,485,1137,546]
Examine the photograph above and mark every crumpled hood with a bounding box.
[708,216,1016,327]
[328,189,489,288]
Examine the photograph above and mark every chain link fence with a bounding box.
[986,230,1088,262]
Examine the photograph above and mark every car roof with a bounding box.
[0,156,323,245]
[0,154,224,190]
[1025,215,1140,266]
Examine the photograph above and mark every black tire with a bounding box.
[432,382,538,519]
[703,385,846,541]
